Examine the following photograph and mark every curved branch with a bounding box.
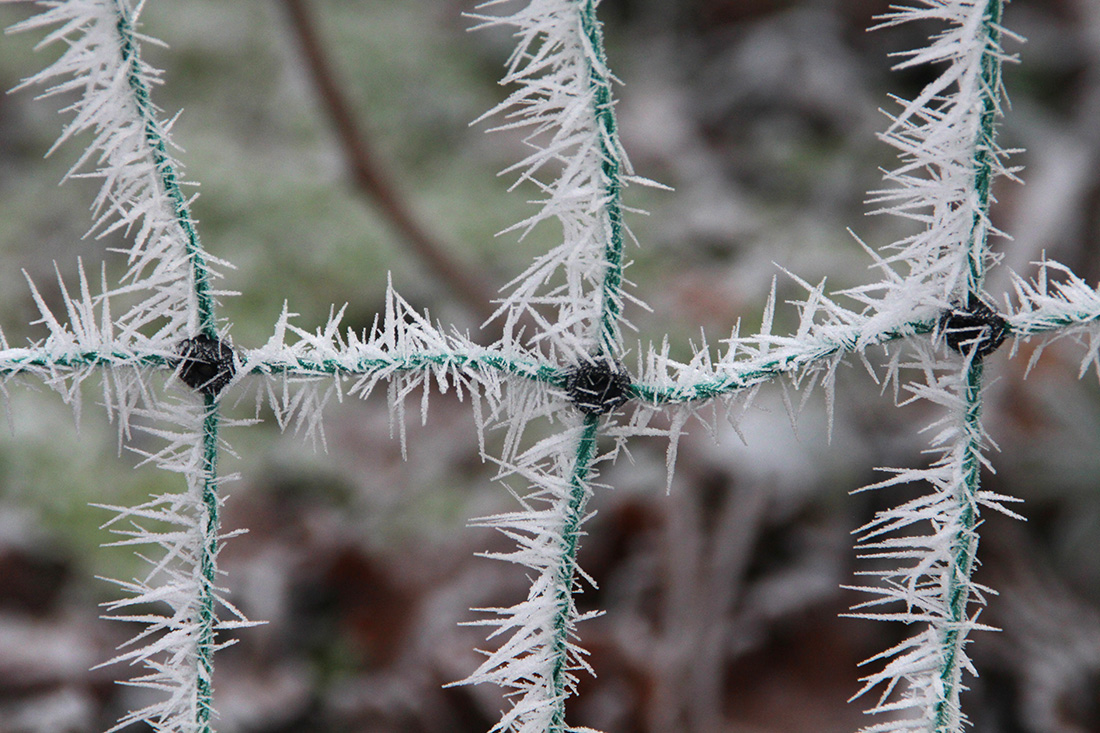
[280,0,498,328]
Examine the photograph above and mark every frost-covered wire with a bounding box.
[471,0,660,361]
[9,0,228,344]
[453,2,644,730]
[861,0,1018,308]
[7,2,237,730]
[843,2,1018,731]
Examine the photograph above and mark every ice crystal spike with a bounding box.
[176,334,236,396]
[940,299,1009,359]
[565,358,632,415]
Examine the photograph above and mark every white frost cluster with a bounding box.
[10,0,230,347]
[1008,260,1100,378]
[471,0,658,361]
[452,2,634,730]
[93,394,253,733]
[453,415,603,733]
[240,280,555,456]
[861,0,1020,308]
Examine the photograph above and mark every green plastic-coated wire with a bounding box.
[196,392,221,733]
[113,0,217,339]
[578,0,626,358]
[539,4,631,728]
[549,411,599,733]
[934,2,1003,729]
[964,0,1004,300]
[113,4,223,728]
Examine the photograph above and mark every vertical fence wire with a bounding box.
[195,392,222,732]
[547,3,629,728]
[113,0,217,338]
[113,2,224,727]
[935,1,1004,729]
[549,411,600,732]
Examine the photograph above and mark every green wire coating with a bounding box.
[964,0,1004,299]
[629,320,938,405]
[10,297,1099,413]
[252,352,566,386]
[578,0,626,358]
[934,2,1003,729]
[112,3,223,728]
[6,304,1100,404]
[548,411,599,733]
[933,357,984,732]
[113,0,217,338]
[545,4,628,728]
[196,392,221,733]
[16,306,1088,408]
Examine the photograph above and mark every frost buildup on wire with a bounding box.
[846,2,1020,733]
[451,2,647,731]
[468,0,662,362]
[7,0,226,346]
[6,2,239,731]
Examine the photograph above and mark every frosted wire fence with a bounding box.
[3,1,1098,732]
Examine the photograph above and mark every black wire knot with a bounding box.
[175,334,236,396]
[939,299,1008,360]
[565,358,632,415]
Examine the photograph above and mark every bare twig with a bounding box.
[280,0,498,329]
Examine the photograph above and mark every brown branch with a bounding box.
[280,0,499,330]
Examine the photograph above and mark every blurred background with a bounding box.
[2,0,1100,731]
